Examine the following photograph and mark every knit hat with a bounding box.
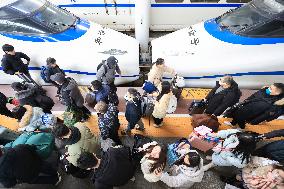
[106,56,118,67]
[2,44,14,52]
[46,57,56,65]
[12,106,27,121]
[11,82,24,92]
[50,73,65,83]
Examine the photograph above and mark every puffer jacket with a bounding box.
[66,122,100,167]
[18,105,57,132]
[160,157,211,188]
[60,78,84,107]
[96,62,121,85]
[152,92,173,119]
[211,129,248,168]
[147,64,175,87]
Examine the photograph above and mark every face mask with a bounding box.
[266,88,271,95]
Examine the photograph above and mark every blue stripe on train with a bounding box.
[1,67,283,79]
[58,3,243,8]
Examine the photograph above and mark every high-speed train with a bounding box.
[152,0,284,88]
[0,0,139,85]
[51,0,250,31]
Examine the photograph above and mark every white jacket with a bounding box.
[140,155,162,183]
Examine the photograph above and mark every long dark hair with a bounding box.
[144,145,167,173]
[233,131,259,164]
[157,81,171,101]
[175,151,201,168]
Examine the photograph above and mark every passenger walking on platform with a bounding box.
[204,75,241,116]
[152,81,174,128]
[157,150,212,188]
[11,82,54,113]
[138,141,167,182]
[50,73,91,121]
[0,91,14,118]
[85,80,110,107]
[94,101,122,145]
[52,122,100,169]
[121,88,144,135]
[1,44,37,85]
[41,57,65,92]
[0,144,61,188]
[147,58,176,88]
[77,147,136,189]
[208,129,259,168]
[96,56,121,92]
[224,83,284,129]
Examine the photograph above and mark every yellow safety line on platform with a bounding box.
[0,114,283,139]
[181,88,211,100]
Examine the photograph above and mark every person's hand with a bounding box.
[154,167,163,177]
[14,71,21,75]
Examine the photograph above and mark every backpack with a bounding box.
[40,66,50,83]
[97,62,108,79]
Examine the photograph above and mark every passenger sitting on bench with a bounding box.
[225,83,284,129]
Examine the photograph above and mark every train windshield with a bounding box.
[217,0,284,35]
[0,0,76,35]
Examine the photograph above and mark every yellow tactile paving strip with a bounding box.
[0,114,283,139]
[181,88,211,100]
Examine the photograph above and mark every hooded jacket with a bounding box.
[147,64,175,87]
[60,78,84,107]
[96,61,121,85]
[211,129,248,168]
[125,98,142,128]
[160,157,211,188]
[18,105,57,132]
[88,85,110,104]
[205,80,241,116]
[44,65,65,82]
[65,122,100,167]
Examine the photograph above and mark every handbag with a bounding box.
[142,81,158,94]
[188,100,207,115]
[191,114,220,132]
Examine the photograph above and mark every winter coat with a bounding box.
[125,99,142,128]
[147,64,175,87]
[160,158,211,188]
[98,103,120,140]
[140,155,162,183]
[205,81,241,116]
[242,157,283,189]
[0,92,13,118]
[1,52,30,75]
[253,140,284,165]
[0,144,41,188]
[211,129,248,168]
[92,146,135,188]
[96,62,121,85]
[88,85,110,104]
[152,92,173,119]
[232,89,284,125]
[60,78,84,107]
[18,105,57,132]
[4,132,55,159]
[66,122,100,167]
[44,65,65,82]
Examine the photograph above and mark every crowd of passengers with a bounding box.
[0,44,283,189]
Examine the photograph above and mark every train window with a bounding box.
[242,19,284,37]
[10,0,45,14]
[155,0,184,3]
[0,17,53,34]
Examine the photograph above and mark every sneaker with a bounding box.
[153,123,163,128]
[54,172,62,186]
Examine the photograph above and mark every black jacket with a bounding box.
[0,92,13,118]
[0,144,41,188]
[44,65,65,82]
[232,88,284,125]
[92,147,135,189]
[125,99,142,128]
[1,52,30,75]
[263,129,284,139]
[205,81,241,116]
